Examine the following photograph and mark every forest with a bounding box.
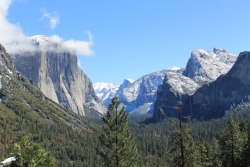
[0,73,250,166]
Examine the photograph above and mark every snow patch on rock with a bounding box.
[94,82,119,102]
[165,72,200,95]
[184,48,237,85]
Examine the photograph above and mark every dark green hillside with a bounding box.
[0,63,102,166]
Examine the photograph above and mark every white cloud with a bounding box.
[63,31,94,56]
[45,32,94,56]
[0,0,35,54]
[0,0,94,56]
[41,8,59,29]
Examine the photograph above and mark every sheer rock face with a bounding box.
[185,51,250,119]
[12,35,105,116]
[152,48,238,121]
[0,44,13,70]
[152,72,199,121]
[183,48,237,86]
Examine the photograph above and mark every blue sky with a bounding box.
[1,0,250,84]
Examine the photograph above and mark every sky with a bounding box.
[1,0,250,84]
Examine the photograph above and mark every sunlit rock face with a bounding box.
[12,35,106,116]
[153,48,238,121]
[183,48,237,86]
[186,51,250,119]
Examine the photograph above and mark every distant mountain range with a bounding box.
[95,48,238,118]
[94,67,184,114]
[7,34,249,122]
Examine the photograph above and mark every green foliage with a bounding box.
[1,68,250,166]
[168,123,198,166]
[11,136,54,167]
[98,97,138,167]
[207,139,222,167]
[0,72,103,166]
[220,116,248,167]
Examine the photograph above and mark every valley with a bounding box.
[0,40,250,166]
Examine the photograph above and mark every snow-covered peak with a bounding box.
[93,82,119,106]
[126,78,134,83]
[165,71,200,95]
[30,35,54,46]
[94,82,119,92]
[183,48,237,85]
[168,66,181,71]
[119,69,167,108]
[29,35,75,53]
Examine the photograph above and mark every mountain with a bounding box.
[152,48,237,121]
[12,35,105,116]
[94,68,185,115]
[183,48,237,85]
[0,44,103,166]
[94,82,119,106]
[184,51,250,119]
[94,79,134,107]
[118,68,184,114]
[152,72,200,121]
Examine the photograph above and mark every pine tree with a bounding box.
[11,136,54,167]
[168,99,197,167]
[220,116,248,167]
[207,138,222,167]
[98,97,138,167]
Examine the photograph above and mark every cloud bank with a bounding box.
[0,0,36,54]
[0,0,94,56]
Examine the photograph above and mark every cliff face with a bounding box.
[118,69,171,114]
[0,44,13,70]
[183,48,237,85]
[152,48,238,121]
[185,51,250,119]
[13,35,105,116]
[152,72,199,121]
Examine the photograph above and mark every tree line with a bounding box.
[98,98,250,167]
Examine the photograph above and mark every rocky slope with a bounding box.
[12,35,105,116]
[152,72,200,121]
[118,68,183,114]
[183,48,237,85]
[0,44,103,166]
[152,48,238,121]
[184,51,250,119]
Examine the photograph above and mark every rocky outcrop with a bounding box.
[153,48,238,121]
[13,35,105,116]
[0,44,13,70]
[0,44,15,92]
[183,48,237,85]
[118,69,185,114]
[152,72,199,121]
[185,51,250,119]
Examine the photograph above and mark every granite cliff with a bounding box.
[153,48,237,121]
[185,51,250,119]
[13,35,105,116]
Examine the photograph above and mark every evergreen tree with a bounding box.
[11,136,54,167]
[98,97,138,167]
[168,99,197,167]
[207,139,222,167]
[196,143,209,167]
[220,116,248,167]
